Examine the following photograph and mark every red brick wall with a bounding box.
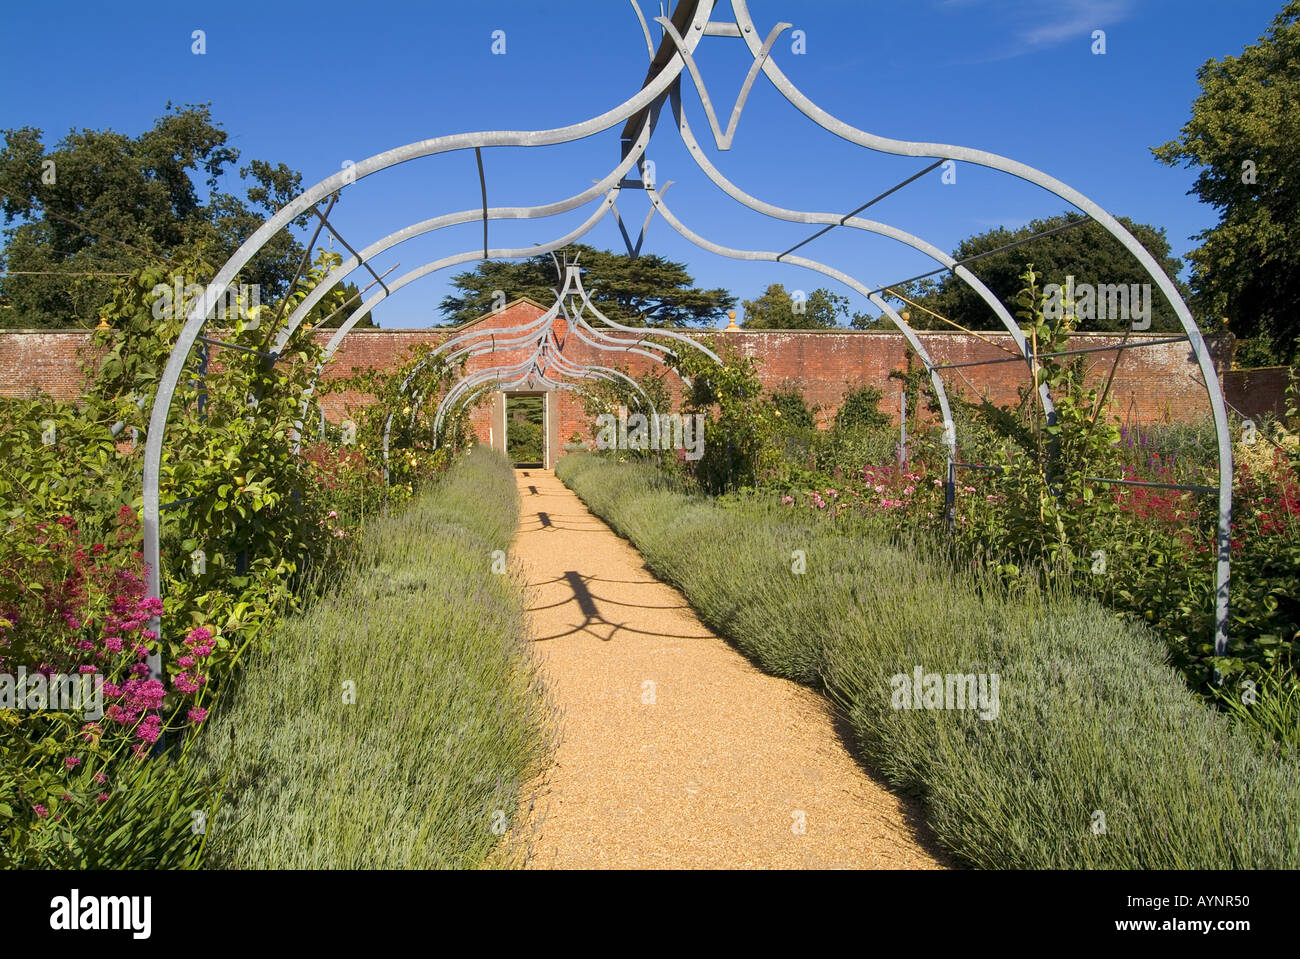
[1222,366,1294,421]
[0,303,1242,456]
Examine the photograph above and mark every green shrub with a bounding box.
[556,454,1300,868]
[770,386,817,430]
[200,446,553,868]
[834,384,889,430]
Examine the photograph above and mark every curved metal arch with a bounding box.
[667,85,1055,420]
[270,100,664,355]
[724,0,1232,654]
[381,259,714,470]
[354,192,726,432]
[412,322,666,444]
[640,178,959,466]
[141,0,718,657]
[431,356,577,442]
[429,329,663,445]
[378,262,656,466]
[557,298,693,388]
[298,189,623,438]
[140,0,1233,666]
[433,362,655,452]
[562,256,724,366]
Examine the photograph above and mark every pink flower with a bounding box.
[103,637,124,653]
[93,772,107,785]
[184,627,212,647]
[780,495,794,505]
[64,756,81,769]
[327,510,338,520]
[172,673,200,694]
[192,644,212,658]
[33,804,48,819]
[96,792,110,803]
[187,707,208,723]
[78,665,97,674]
[177,656,195,668]
[136,716,163,744]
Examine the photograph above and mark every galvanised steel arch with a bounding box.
[379,265,699,477]
[142,0,1235,674]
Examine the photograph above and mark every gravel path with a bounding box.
[512,468,945,869]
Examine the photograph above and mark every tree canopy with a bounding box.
[0,103,375,330]
[1153,0,1300,363]
[437,244,735,327]
[741,283,864,329]
[883,212,1191,333]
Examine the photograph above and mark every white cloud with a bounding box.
[1018,0,1131,47]
[937,0,1134,63]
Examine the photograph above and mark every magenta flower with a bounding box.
[93,771,108,785]
[177,656,195,668]
[96,792,110,803]
[136,715,163,744]
[184,626,213,647]
[64,756,81,769]
[33,804,48,819]
[187,706,208,723]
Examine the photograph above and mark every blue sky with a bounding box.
[0,0,1285,328]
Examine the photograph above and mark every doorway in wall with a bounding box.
[506,392,546,467]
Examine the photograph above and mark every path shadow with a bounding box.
[529,569,714,643]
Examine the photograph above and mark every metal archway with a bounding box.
[142,0,1234,673]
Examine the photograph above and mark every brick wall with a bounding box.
[1222,366,1294,421]
[0,302,1247,461]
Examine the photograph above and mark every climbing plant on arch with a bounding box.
[142,0,1234,676]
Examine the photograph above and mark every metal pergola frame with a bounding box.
[141,0,1234,679]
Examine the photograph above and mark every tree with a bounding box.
[437,244,734,327]
[740,283,856,329]
[1153,1,1300,362]
[888,213,1191,333]
[310,278,376,329]
[0,103,375,329]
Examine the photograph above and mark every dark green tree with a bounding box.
[437,244,734,327]
[0,103,372,329]
[891,213,1191,333]
[1153,1,1300,362]
[740,283,855,329]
